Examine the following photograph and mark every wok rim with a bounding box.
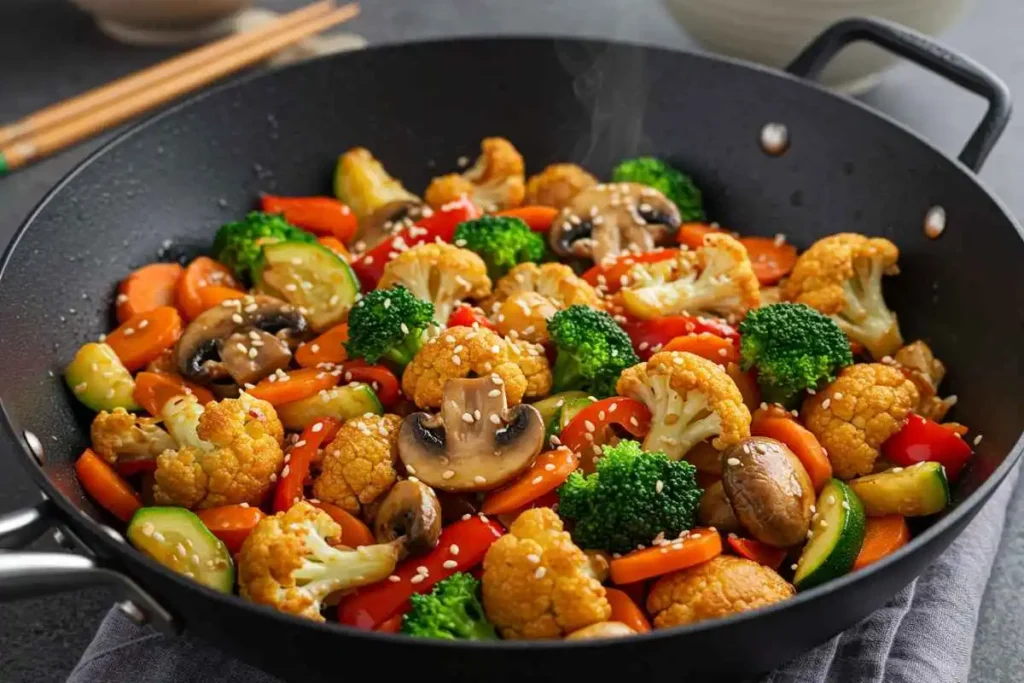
[1,35,1022,653]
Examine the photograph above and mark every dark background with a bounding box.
[0,0,1022,681]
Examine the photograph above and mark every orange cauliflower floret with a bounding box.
[238,501,399,622]
[378,242,491,325]
[425,137,525,212]
[90,407,175,465]
[402,326,528,409]
[524,163,598,209]
[507,338,553,398]
[484,263,602,343]
[312,414,402,514]
[802,363,918,479]
[152,393,285,509]
[620,233,760,322]
[482,508,610,639]
[893,340,956,422]
[647,555,793,629]
[617,351,750,461]
[781,233,903,359]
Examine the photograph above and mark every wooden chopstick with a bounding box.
[0,2,360,174]
[0,2,333,148]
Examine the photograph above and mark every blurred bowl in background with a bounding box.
[663,0,970,94]
[70,0,253,45]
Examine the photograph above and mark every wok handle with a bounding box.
[0,500,177,635]
[786,16,1012,172]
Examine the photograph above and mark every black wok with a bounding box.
[0,17,1021,682]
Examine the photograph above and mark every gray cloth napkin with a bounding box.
[67,465,1019,683]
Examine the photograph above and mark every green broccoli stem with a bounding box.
[758,381,802,410]
[552,353,586,394]
[382,330,427,369]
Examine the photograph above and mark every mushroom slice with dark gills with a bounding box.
[374,479,442,559]
[175,295,312,396]
[398,377,545,493]
[548,182,681,264]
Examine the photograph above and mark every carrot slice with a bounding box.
[610,528,722,584]
[739,236,798,286]
[662,333,739,365]
[853,515,910,570]
[105,306,183,372]
[726,536,787,570]
[247,367,340,406]
[375,614,404,633]
[196,505,266,554]
[481,447,577,515]
[75,449,141,522]
[676,223,719,250]
[295,323,349,368]
[195,285,246,313]
[605,588,651,633]
[495,206,560,232]
[116,263,184,323]
[726,362,761,414]
[751,414,832,492]
[312,501,376,548]
[133,371,214,416]
[318,236,351,260]
[177,257,240,321]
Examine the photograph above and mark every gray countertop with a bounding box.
[0,0,1022,681]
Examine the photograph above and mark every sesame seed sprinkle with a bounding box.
[442,560,458,569]
[450,544,460,555]
[534,567,547,579]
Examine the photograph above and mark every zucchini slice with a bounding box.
[65,343,140,412]
[276,383,383,431]
[794,479,866,590]
[127,507,234,593]
[849,461,950,517]
[255,241,359,331]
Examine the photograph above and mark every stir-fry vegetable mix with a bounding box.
[65,139,972,640]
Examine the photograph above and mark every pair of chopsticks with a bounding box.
[0,1,359,175]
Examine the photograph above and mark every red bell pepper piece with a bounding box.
[726,536,787,570]
[260,195,359,243]
[882,414,973,481]
[623,315,739,360]
[349,197,479,289]
[582,249,680,294]
[339,360,400,409]
[338,516,505,629]
[272,418,340,513]
[558,397,651,457]
[114,458,158,477]
[447,304,497,331]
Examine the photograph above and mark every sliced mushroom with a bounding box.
[697,481,742,534]
[398,377,545,492]
[720,437,815,548]
[374,480,442,559]
[359,199,425,251]
[548,182,681,264]
[175,295,311,395]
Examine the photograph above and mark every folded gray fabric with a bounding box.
[68,465,1019,683]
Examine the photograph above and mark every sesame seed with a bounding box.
[311,422,323,433]
[442,560,458,569]
[491,375,503,385]
[584,420,596,433]
[140,522,155,537]
[388,575,401,583]
[842,500,851,510]
[452,356,462,366]
[727,457,741,466]
[442,470,456,479]
[151,531,166,543]
[478,514,489,523]
[545,463,556,472]
[231,313,244,324]
[822,398,832,409]
[123,327,135,336]
[629,416,639,427]
[534,567,547,579]
[410,574,425,584]
[74,382,88,393]
[474,475,487,484]
[281,465,291,477]
[531,476,543,485]
[527,554,541,563]
[175,543,187,558]
[656,480,664,493]
[892,467,904,473]
[819,519,828,528]
[827,495,835,505]
[974,434,984,445]
[449,544,460,556]
[461,514,472,521]
[489,414,501,425]
[137,319,148,329]
[490,344,501,353]
[791,563,798,571]
[461,413,474,424]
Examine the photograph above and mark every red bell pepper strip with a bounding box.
[338,516,505,629]
[260,195,359,243]
[882,414,973,481]
[115,458,158,477]
[559,397,651,457]
[349,197,479,290]
[339,360,400,409]
[272,418,340,513]
[447,304,497,331]
[582,249,679,294]
[623,315,739,360]
[75,449,141,522]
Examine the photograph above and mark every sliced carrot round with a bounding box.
[610,528,722,584]
[662,333,739,364]
[318,236,351,260]
[495,206,559,232]
[853,515,909,570]
[196,505,266,554]
[247,367,340,406]
[195,285,246,314]
[295,323,349,368]
[134,371,214,416]
[739,236,798,286]
[481,447,577,515]
[116,262,184,323]
[676,223,719,250]
[177,256,240,321]
[605,587,651,633]
[76,449,141,522]
[105,306,183,372]
[751,414,832,492]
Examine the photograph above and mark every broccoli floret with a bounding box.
[345,286,435,368]
[558,440,702,554]
[739,302,853,407]
[213,212,316,282]
[402,572,498,641]
[612,157,704,223]
[453,216,547,280]
[547,305,639,398]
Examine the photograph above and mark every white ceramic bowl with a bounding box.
[71,0,253,45]
[664,0,970,93]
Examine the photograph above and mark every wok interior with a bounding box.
[0,39,1021,529]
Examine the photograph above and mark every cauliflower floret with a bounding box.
[90,407,176,465]
[152,393,285,509]
[425,137,525,212]
[620,233,760,322]
[617,351,751,461]
[482,508,610,639]
[238,501,399,622]
[313,414,402,513]
[484,263,602,343]
[647,555,793,628]
[507,338,553,398]
[334,147,420,223]
[781,233,903,359]
[402,326,528,409]
[802,363,919,479]
[378,242,491,325]
[893,340,956,422]
[524,163,598,209]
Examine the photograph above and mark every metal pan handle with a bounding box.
[0,498,177,635]
[786,16,1012,172]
